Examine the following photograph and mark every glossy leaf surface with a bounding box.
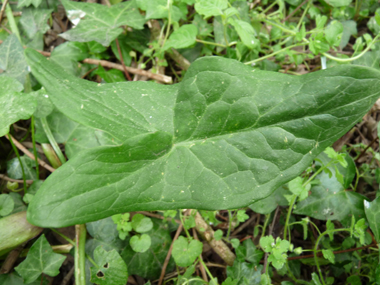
[25,48,380,227]
[60,0,145,46]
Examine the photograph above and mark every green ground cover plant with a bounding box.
[1,0,380,284]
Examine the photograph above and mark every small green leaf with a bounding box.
[325,0,352,7]
[260,235,275,253]
[121,219,174,279]
[194,0,228,18]
[130,234,151,253]
[131,214,153,233]
[60,0,145,46]
[0,76,37,137]
[353,218,367,244]
[231,238,240,249]
[163,24,198,51]
[0,35,29,84]
[15,235,66,283]
[96,66,126,83]
[365,197,380,242]
[0,194,14,216]
[375,12,380,26]
[326,220,335,241]
[214,229,223,241]
[325,21,344,47]
[90,246,128,285]
[228,18,259,50]
[288,177,309,201]
[322,249,335,264]
[172,236,203,267]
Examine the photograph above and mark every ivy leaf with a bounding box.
[194,0,228,18]
[90,246,128,285]
[0,194,14,216]
[365,197,380,242]
[60,0,145,46]
[17,0,42,8]
[0,35,29,84]
[172,236,203,267]
[294,171,367,226]
[226,261,262,285]
[31,88,54,118]
[50,42,89,76]
[15,235,66,283]
[0,76,36,137]
[19,7,52,39]
[25,48,380,227]
[7,155,37,180]
[163,24,198,51]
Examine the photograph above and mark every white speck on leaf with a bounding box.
[364,200,370,209]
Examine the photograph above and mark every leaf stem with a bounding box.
[75,224,87,285]
[5,3,21,41]
[40,117,66,164]
[313,228,349,285]
[161,0,172,49]
[195,39,227,48]
[7,134,27,193]
[283,195,297,241]
[31,116,39,178]
[226,210,233,239]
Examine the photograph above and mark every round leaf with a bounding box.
[130,234,151,253]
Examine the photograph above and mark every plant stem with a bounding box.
[31,116,39,178]
[41,143,62,169]
[75,224,87,285]
[5,4,21,41]
[195,39,227,48]
[226,210,233,239]
[161,0,172,48]
[7,134,27,193]
[245,42,308,65]
[51,229,75,246]
[283,195,297,241]
[313,229,349,285]
[40,117,66,164]
[261,214,271,239]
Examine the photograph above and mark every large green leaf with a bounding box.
[19,7,52,39]
[59,0,145,46]
[25,48,380,227]
[0,76,36,137]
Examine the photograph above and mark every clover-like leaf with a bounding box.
[90,246,128,285]
[130,234,151,253]
[172,236,203,267]
[131,214,153,233]
[60,0,145,46]
[25,48,380,227]
[15,235,66,283]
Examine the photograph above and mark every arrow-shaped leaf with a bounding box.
[25,48,380,227]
